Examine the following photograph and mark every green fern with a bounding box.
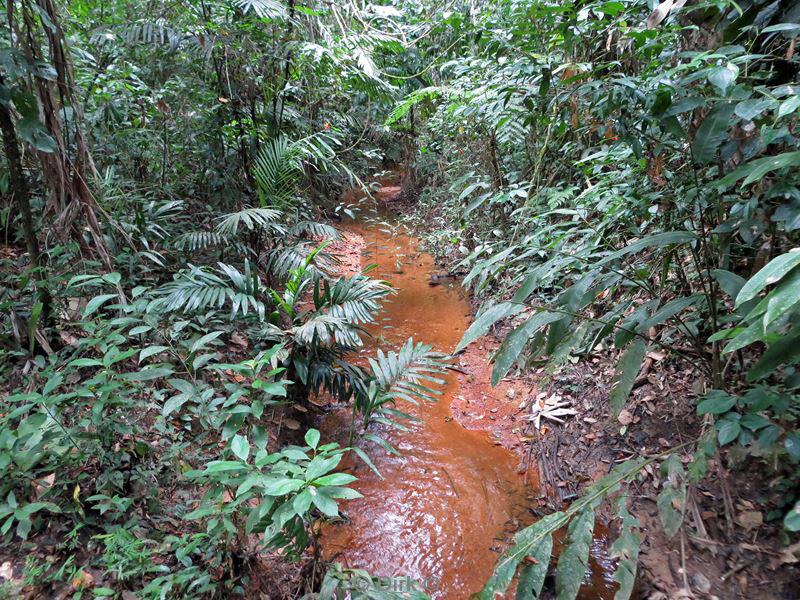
[481,457,653,600]
[352,339,449,431]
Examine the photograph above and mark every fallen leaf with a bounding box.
[59,331,79,345]
[284,418,301,430]
[230,332,248,348]
[691,572,711,594]
[779,541,800,564]
[617,409,633,425]
[736,510,763,531]
[72,570,94,591]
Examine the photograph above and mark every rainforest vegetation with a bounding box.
[0,0,799,598]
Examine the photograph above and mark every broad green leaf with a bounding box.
[696,390,737,415]
[746,328,800,381]
[139,345,168,363]
[480,512,564,599]
[311,489,339,516]
[763,266,800,327]
[597,232,696,266]
[707,64,737,94]
[722,319,765,353]
[719,152,800,187]
[711,269,746,299]
[190,331,224,353]
[785,501,800,532]
[305,454,341,481]
[28,301,42,353]
[610,340,646,417]
[163,394,189,417]
[83,294,117,317]
[119,367,173,382]
[203,460,247,473]
[312,472,357,486]
[231,434,249,461]
[293,489,313,516]
[555,507,595,600]
[263,478,304,496]
[716,417,741,445]
[305,428,320,450]
[734,98,776,120]
[657,456,685,538]
[610,497,640,600]
[736,249,800,306]
[17,115,57,152]
[777,95,800,119]
[69,358,103,368]
[639,295,701,330]
[692,102,735,164]
[492,311,561,385]
[662,97,705,117]
[455,302,523,353]
[514,534,552,600]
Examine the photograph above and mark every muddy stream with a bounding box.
[319,185,616,599]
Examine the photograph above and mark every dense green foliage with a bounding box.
[1,0,799,597]
[0,1,444,596]
[392,0,800,597]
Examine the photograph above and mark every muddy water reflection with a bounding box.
[320,218,532,598]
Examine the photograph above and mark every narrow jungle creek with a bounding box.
[319,183,617,599]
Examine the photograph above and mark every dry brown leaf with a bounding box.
[72,570,94,591]
[617,409,634,425]
[736,510,763,531]
[230,332,248,348]
[779,541,800,564]
[284,418,301,430]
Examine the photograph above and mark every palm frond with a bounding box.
[265,243,337,278]
[253,137,301,207]
[315,275,391,326]
[215,207,286,237]
[232,0,287,19]
[152,260,266,319]
[369,338,449,405]
[292,314,360,347]
[171,231,232,252]
[289,220,341,240]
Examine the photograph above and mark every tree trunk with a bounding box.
[0,77,41,267]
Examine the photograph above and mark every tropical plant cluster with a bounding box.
[387,0,800,597]
[2,0,800,598]
[0,0,445,597]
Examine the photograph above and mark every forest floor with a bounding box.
[374,186,800,600]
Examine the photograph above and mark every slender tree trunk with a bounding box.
[276,0,296,132]
[0,76,41,267]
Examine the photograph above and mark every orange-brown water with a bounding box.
[319,188,620,599]
[320,213,533,598]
